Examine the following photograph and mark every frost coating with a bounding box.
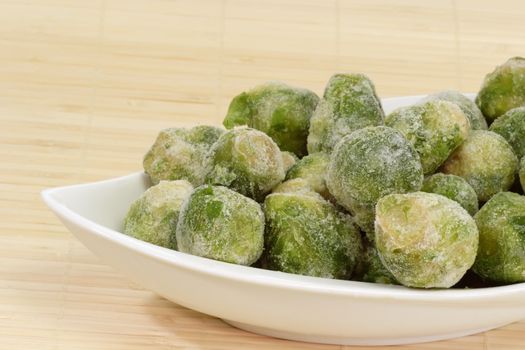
[326,126,424,235]
[476,57,525,122]
[286,152,331,199]
[386,100,470,174]
[143,126,224,186]
[123,180,193,249]
[176,185,264,265]
[263,192,362,279]
[375,192,479,289]
[223,81,319,157]
[441,130,518,202]
[521,157,525,193]
[422,173,479,215]
[489,107,525,159]
[473,192,525,284]
[281,151,298,173]
[421,90,487,130]
[205,127,286,201]
[307,74,384,153]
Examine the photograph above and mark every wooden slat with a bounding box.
[0,0,524,348]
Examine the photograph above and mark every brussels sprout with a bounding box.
[143,126,224,186]
[263,192,362,279]
[272,178,322,199]
[476,57,525,123]
[386,100,470,174]
[326,126,424,235]
[375,192,479,289]
[520,157,525,193]
[489,107,525,159]
[355,243,398,285]
[473,192,525,284]
[421,173,479,215]
[421,90,487,130]
[182,125,225,145]
[205,127,286,201]
[441,130,518,202]
[281,151,298,173]
[176,185,264,265]
[307,74,384,153]
[123,180,193,249]
[223,82,319,157]
[286,152,331,199]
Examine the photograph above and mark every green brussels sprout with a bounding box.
[263,192,362,279]
[205,127,286,201]
[272,178,322,199]
[476,57,525,123]
[307,74,384,154]
[489,107,525,159]
[441,130,518,202]
[286,152,331,199]
[355,243,398,285]
[176,185,264,265]
[375,192,479,289]
[223,82,319,157]
[421,90,488,130]
[520,157,525,193]
[182,125,225,145]
[472,192,525,284]
[421,173,479,215]
[281,151,298,173]
[143,126,224,186]
[386,100,470,174]
[123,180,193,249]
[326,126,424,235]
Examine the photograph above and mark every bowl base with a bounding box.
[222,319,507,346]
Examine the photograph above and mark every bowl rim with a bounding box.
[42,171,525,304]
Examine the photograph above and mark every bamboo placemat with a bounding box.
[1,0,524,348]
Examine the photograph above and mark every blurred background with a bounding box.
[2,0,523,182]
[1,1,524,349]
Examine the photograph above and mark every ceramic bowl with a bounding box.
[42,94,525,346]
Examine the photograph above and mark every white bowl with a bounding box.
[42,94,525,346]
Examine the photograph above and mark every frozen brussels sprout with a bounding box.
[476,57,525,123]
[143,126,224,186]
[521,157,525,192]
[441,130,518,202]
[123,180,193,249]
[375,192,479,289]
[286,152,331,199]
[176,185,264,265]
[386,100,470,174]
[473,192,525,284]
[326,126,424,235]
[421,90,487,130]
[281,151,298,173]
[355,243,398,285]
[223,82,319,157]
[307,74,384,153]
[489,107,525,159]
[263,192,362,279]
[422,173,479,215]
[205,127,286,201]
[272,178,321,199]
